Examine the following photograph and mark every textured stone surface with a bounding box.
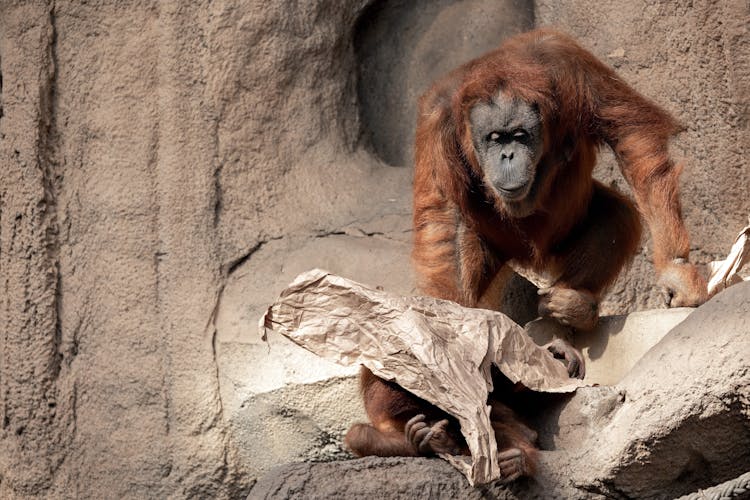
[248,457,526,500]
[0,3,70,496]
[0,0,747,498]
[592,281,750,498]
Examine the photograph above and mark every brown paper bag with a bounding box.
[261,269,582,485]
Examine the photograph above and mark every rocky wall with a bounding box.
[0,0,747,498]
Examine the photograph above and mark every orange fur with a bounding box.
[413,28,707,308]
[348,29,708,481]
[345,367,537,480]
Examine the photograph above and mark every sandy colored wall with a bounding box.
[0,0,747,497]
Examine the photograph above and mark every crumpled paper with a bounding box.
[708,217,750,296]
[260,269,583,485]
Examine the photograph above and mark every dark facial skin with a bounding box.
[469,92,543,216]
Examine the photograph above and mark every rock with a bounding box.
[248,457,525,500]
[586,281,750,498]
[0,0,747,497]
